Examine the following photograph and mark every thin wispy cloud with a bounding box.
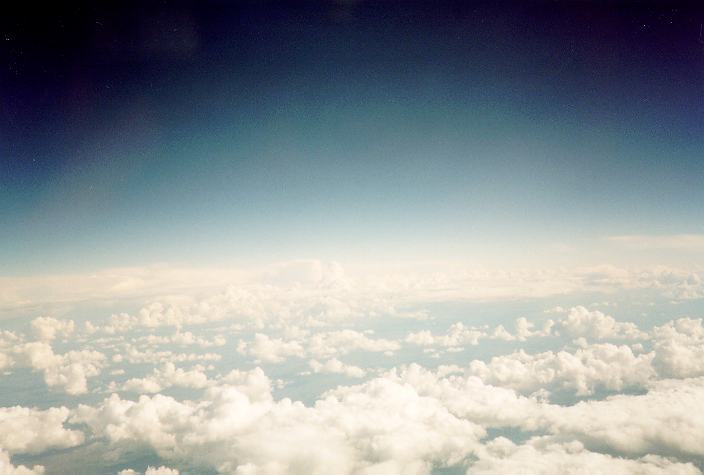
[608,234,704,251]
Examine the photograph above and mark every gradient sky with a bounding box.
[2,1,703,274]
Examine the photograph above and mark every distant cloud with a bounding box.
[119,467,179,475]
[608,234,704,251]
[119,362,209,394]
[308,358,366,378]
[2,261,703,318]
[472,437,699,474]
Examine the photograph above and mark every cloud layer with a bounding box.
[1,261,703,474]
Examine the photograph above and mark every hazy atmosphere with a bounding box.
[1,1,704,474]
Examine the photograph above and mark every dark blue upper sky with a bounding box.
[2,1,703,273]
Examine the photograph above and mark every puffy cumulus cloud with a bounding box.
[0,406,84,454]
[406,318,554,349]
[471,437,699,474]
[99,304,190,333]
[137,330,226,348]
[58,357,704,473]
[467,343,655,396]
[366,364,704,462]
[381,364,546,430]
[118,466,179,475]
[119,363,209,394]
[237,333,305,363]
[145,467,180,475]
[313,378,484,472]
[30,316,75,342]
[217,367,274,401]
[0,449,45,475]
[112,344,221,365]
[306,330,400,358]
[651,318,704,378]
[308,358,366,378]
[12,342,106,395]
[0,332,108,394]
[328,364,704,462]
[73,367,484,474]
[491,317,554,342]
[474,312,704,385]
[401,310,704,397]
[237,330,400,364]
[406,323,485,348]
[558,306,646,340]
[0,330,22,371]
[546,377,704,459]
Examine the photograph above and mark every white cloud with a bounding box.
[145,467,180,475]
[118,467,179,475]
[406,323,485,348]
[651,318,704,378]
[261,260,349,288]
[472,437,699,474]
[0,330,22,371]
[73,367,484,474]
[138,330,227,348]
[3,262,703,323]
[558,306,646,340]
[114,344,221,365]
[237,330,400,364]
[120,362,209,394]
[237,333,305,363]
[406,317,555,349]
[12,342,106,395]
[467,343,655,396]
[384,364,704,461]
[30,316,75,342]
[0,406,84,454]
[3,261,704,474]
[492,317,554,342]
[544,377,704,458]
[385,364,546,430]
[307,330,400,357]
[308,358,366,378]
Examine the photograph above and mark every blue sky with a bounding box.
[2,2,703,274]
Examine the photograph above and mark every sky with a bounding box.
[2,1,703,274]
[2,3,704,475]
